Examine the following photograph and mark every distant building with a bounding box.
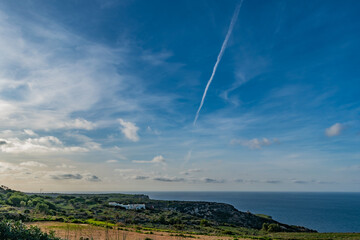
[109,202,145,210]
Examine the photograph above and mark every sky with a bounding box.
[0,0,359,192]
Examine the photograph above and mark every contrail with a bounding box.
[194,0,244,125]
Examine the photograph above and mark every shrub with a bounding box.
[262,222,282,232]
[0,220,62,240]
[200,219,210,227]
[268,223,281,232]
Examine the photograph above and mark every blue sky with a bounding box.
[0,0,359,192]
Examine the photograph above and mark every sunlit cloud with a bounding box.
[325,123,344,137]
[133,155,165,164]
[118,118,140,142]
[0,136,88,153]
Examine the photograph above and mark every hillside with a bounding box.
[0,185,314,235]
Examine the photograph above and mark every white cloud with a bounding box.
[62,119,96,130]
[0,136,88,153]
[133,155,165,164]
[114,168,138,174]
[325,123,344,137]
[20,161,47,168]
[118,118,139,142]
[231,138,279,149]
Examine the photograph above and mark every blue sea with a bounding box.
[135,192,360,233]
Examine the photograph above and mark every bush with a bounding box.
[262,222,282,232]
[0,220,62,240]
[268,223,281,232]
[222,230,235,235]
[200,219,210,227]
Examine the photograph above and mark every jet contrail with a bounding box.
[194,0,244,125]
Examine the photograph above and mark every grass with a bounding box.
[85,219,116,228]
[29,221,360,240]
[255,214,272,220]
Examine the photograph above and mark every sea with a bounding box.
[130,192,360,233]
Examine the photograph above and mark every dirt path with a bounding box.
[28,222,249,240]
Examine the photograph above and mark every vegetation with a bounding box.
[1,186,359,240]
[0,220,61,240]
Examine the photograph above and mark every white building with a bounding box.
[109,202,145,210]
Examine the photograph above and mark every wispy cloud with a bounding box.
[20,161,47,168]
[49,172,101,182]
[180,168,202,175]
[118,118,140,142]
[231,138,279,149]
[141,50,173,66]
[106,159,118,163]
[0,9,143,132]
[50,173,83,180]
[202,178,226,184]
[0,162,24,173]
[133,176,150,180]
[62,119,96,130]
[194,0,244,125]
[86,175,101,182]
[183,150,192,165]
[153,177,186,182]
[23,129,37,136]
[56,164,76,169]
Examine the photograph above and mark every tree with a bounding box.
[20,201,26,208]
[35,203,49,214]
[7,194,27,207]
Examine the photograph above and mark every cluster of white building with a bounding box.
[108,202,146,210]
